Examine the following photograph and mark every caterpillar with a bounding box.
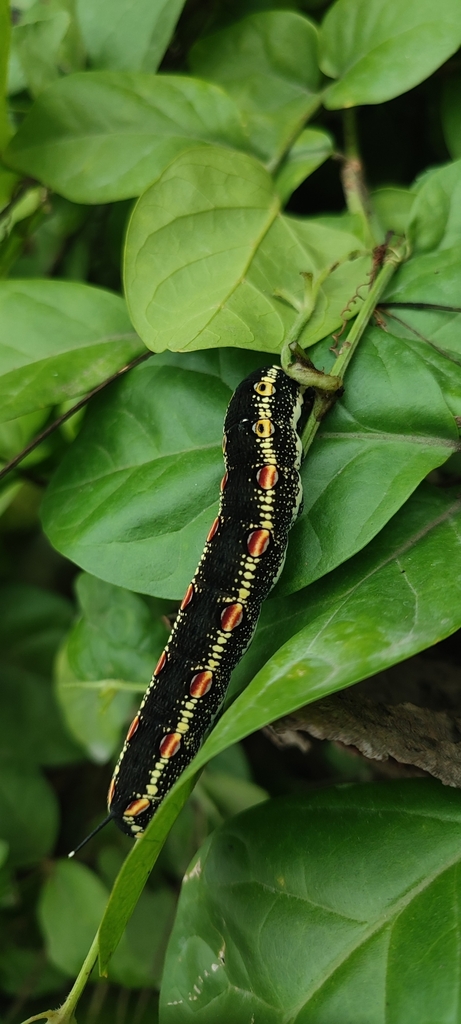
[71,365,311,853]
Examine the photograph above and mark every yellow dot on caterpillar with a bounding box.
[182,709,194,718]
[239,588,250,600]
[177,721,189,734]
[146,784,158,796]
[185,701,195,710]
[243,571,255,580]
[131,825,143,833]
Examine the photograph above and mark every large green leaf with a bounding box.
[55,574,168,761]
[41,335,457,601]
[98,484,461,972]
[4,73,246,204]
[124,144,368,354]
[76,0,186,73]
[189,11,321,163]
[381,246,461,413]
[0,279,142,424]
[281,327,458,594]
[160,781,461,1023]
[41,351,264,599]
[320,0,461,109]
[408,159,461,254]
[0,585,80,766]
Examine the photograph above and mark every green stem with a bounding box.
[293,239,407,456]
[58,932,99,1021]
[341,109,375,248]
[21,932,99,1024]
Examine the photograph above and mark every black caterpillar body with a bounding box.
[108,365,309,837]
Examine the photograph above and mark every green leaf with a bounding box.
[274,127,333,204]
[441,75,461,159]
[0,0,11,148]
[124,144,368,354]
[67,574,167,683]
[281,327,458,594]
[189,11,321,163]
[0,761,59,867]
[39,859,108,977]
[39,858,176,989]
[87,491,461,976]
[99,773,197,975]
[0,167,19,214]
[56,574,168,761]
[4,73,246,204]
[160,781,461,1022]
[41,352,251,598]
[12,2,72,98]
[381,246,461,408]
[55,645,139,764]
[0,279,143,424]
[0,585,80,766]
[408,158,461,253]
[369,187,415,238]
[41,333,457,602]
[321,0,461,109]
[109,886,177,989]
[76,0,186,73]
[208,484,461,757]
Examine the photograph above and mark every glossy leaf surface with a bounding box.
[0,279,141,423]
[124,145,368,354]
[42,335,457,600]
[98,484,461,972]
[189,11,321,162]
[76,0,186,73]
[5,73,246,203]
[160,781,461,1022]
[321,0,461,108]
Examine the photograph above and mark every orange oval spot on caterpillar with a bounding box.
[124,797,151,817]
[221,603,244,631]
[126,715,140,742]
[254,381,275,396]
[159,732,182,758]
[257,465,279,490]
[180,583,194,610]
[253,419,274,437]
[107,777,116,808]
[207,516,220,542]
[220,471,228,493]
[154,650,167,676]
[190,670,213,697]
[189,671,213,696]
[247,529,271,557]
